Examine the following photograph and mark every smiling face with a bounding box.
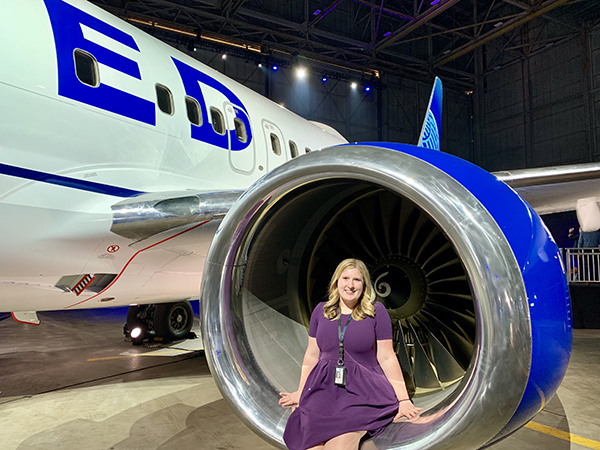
[337,267,364,310]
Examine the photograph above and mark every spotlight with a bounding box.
[351,82,358,90]
[222,53,227,60]
[258,63,263,68]
[296,67,307,79]
[272,65,279,71]
[130,326,146,345]
[365,86,371,92]
[131,327,143,339]
[322,76,328,82]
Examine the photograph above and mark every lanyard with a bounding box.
[337,310,352,366]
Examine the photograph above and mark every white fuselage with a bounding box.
[0,0,345,312]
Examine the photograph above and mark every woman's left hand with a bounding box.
[393,400,423,422]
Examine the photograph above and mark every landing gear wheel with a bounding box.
[154,301,194,341]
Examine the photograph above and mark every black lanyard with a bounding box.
[337,311,352,366]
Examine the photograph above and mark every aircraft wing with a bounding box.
[495,162,600,215]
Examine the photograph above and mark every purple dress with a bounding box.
[283,301,399,450]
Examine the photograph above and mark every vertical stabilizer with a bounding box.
[417,77,443,151]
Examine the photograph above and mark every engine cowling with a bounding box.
[200,143,571,450]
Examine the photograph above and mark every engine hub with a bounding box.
[372,255,427,320]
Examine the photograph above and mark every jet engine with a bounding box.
[200,143,571,450]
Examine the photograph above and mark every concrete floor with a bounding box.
[0,306,599,450]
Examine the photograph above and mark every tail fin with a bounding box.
[417,77,443,151]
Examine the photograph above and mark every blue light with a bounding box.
[365,86,371,92]
[322,76,328,82]
[272,65,278,71]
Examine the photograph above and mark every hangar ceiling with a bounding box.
[90,0,598,88]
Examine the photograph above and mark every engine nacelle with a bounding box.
[200,143,571,449]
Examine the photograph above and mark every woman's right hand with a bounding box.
[278,391,300,408]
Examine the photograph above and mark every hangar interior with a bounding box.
[89,0,600,171]
[2,1,600,450]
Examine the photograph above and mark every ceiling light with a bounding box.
[351,82,358,90]
[296,67,307,79]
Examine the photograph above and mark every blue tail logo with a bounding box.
[418,77,443,151]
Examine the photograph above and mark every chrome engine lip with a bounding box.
[201,145,532,450]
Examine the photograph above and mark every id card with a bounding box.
[334,365,347,387]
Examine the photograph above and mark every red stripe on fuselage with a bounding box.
[66,220,210,308]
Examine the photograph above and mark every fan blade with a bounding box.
[408,322,441,389]
[417,318,466,383]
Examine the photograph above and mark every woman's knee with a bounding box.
[324,431,367,449]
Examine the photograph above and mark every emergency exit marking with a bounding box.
[107,245,120,253]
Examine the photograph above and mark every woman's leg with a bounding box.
[306,444,325,450]
[323,431,367,450]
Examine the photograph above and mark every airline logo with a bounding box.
[421,110,440,151]
[43,0,252,151]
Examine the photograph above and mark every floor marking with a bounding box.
[87,355,138,362]
[87,352,190,362]
[526,422,600,449]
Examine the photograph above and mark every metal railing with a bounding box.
[563,248,600,283]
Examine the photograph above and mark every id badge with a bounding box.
[334,365,347,387]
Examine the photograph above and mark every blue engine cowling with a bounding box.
[201,142,572,449]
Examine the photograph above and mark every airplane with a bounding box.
[0,0,593,449]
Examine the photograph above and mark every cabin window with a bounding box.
[185,96,202,126]
[305,147,312,153]
[289,141,299,158]
[74,49,98,87]
[210,107,225,135]
[234,118,247,143]
[270,133,281,156]
[156,84,173,115]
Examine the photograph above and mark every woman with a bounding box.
[279,258,422,450]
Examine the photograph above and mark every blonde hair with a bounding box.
[323,258,376,321]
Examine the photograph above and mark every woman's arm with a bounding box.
[279,336,320,408]
[377,339,423,421]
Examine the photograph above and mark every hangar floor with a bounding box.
[0,306,599,450]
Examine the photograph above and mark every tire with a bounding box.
[126,305,143,331]
[154,301,194,341]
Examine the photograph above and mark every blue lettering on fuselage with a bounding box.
[43,0,253,152]
[43,0,155,125]
[172,58,252,151]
